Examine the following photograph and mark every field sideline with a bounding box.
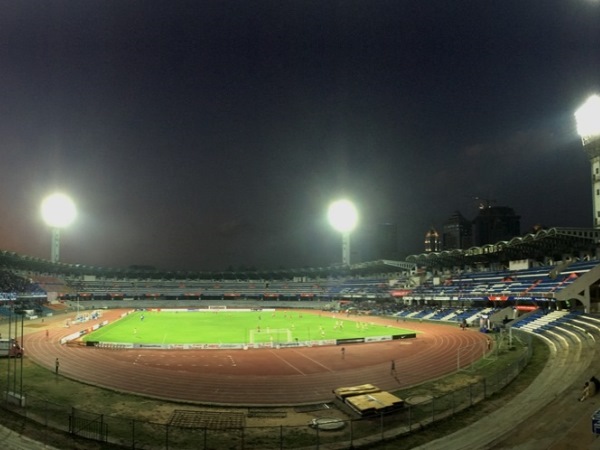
[82,309,416,344]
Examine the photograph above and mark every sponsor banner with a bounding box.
[186,344,210,350]
[254,342,275,349]
[218,344,244,349]
[392,289,412,297]
[151,339,338,349]
[158,308,274,313]
[61,331,83,344]
[515,305,538,311]
[104,342,134,349]
[392,333,417,340]
[364,336,392,343]
[134,343,166,349]
[183,343,237,350]
[337,337,365,345]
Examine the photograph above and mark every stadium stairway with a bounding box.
[410,314,599,450]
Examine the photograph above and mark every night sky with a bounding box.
[0,1,599,271]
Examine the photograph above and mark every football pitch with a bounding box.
[82,310,415,345]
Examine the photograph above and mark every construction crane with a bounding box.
[474,196,497,210]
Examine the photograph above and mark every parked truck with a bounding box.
[0,338,24,358]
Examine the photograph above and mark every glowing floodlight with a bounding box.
[41,193,77,262]
[575,94,600,145]
[328,200,358,233]
[328,199,358,265]
[41,193,77,228]
[576,94,600,228]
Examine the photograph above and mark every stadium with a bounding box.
[2,219,600,449]
[3,0,600,447]
[1,95,600,449]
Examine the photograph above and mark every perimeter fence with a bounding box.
[0,331,533,450]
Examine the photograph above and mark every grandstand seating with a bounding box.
[41,276,394,301]
[2,250,600,322]
[403,260,599,307]
[59,278,328,300]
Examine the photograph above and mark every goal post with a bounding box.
[249,328,292,344]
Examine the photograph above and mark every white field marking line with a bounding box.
[228,355,236,367]
[291,350,335,372]
[133,354,143,365]
[269,350,306,375]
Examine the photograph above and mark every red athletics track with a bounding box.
[23,310,490,406]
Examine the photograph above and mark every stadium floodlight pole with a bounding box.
[328,199,358,266]
[41,193,77,263]
[575,94,600,228]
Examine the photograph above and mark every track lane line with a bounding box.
[268,350,306,375]
[291,349,335,372]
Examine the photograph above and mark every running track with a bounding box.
[23,310,489,406]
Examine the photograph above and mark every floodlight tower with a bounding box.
[328,199,358,266]
[41,193,77,263]
[575,94,600,228]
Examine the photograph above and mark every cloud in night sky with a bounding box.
[0,1,598,271]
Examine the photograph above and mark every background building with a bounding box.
[472,206,521,246]
[442,211,473,250]
[424,227,441,253]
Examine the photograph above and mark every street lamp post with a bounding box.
[328,199,358,266]
[575,94,600,228]
[41,193,77,263]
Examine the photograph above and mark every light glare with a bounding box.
[41,193,77,228]
[328,199,358,233]
[575,94,600,139]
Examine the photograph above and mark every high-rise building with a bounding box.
[424,227,441,253]
[472,206,520,246]
[442,211,472,250]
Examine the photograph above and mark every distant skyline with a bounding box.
[0,1,598,271]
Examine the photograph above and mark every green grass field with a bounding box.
[82,310,414,345]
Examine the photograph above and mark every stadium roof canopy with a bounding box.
[406,227,600,269]
[0,249,414,281]
[2,227,598,280]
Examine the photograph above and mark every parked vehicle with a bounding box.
[0,338,24,358]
